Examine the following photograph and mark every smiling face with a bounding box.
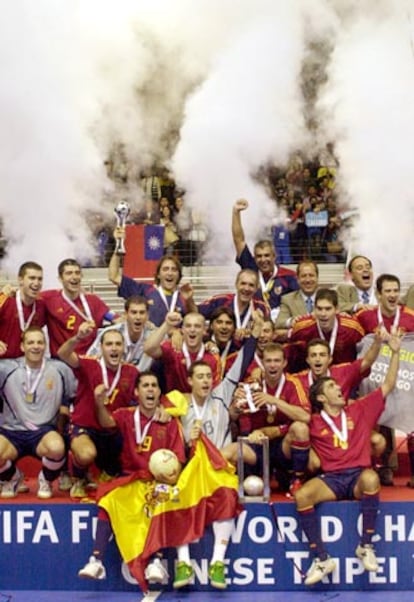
[297,262,318,296]
[157,258,180,292]
[235,270,258,305]
[253,242,276,275]
[100,330,124,369]
[60,264,82,299]
[19,268,43,304]
[135,374,161,416]
[377,279,400,316]
[210,312,235,346]
[21,328,46,367]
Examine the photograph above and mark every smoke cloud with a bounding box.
[1,0,413,284]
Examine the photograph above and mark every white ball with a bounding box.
[243,475,264,496]
[149,449,181,485]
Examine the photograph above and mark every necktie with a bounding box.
[361,291,370,304]
[305,297,313,313]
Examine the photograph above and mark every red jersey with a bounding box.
[159,340,221,392]
[294,358,368,399]
[71,357,137,429]
[238,375,310,434]
[0,293,46,358]
[289,314,364,365]
[113,405,185,478]
[355,304,414,334]
[310,388,385,472]
[42,289,110,356]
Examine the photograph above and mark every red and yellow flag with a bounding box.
[98,434,242,590]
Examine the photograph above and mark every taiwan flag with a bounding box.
[144,224,164,260]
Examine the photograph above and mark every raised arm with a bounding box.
[143,311,183,359]
[360,329,384,373]
[57,321,96,368]
[381,328,403,397]
[231,199,249,258]
[108,226,125,286]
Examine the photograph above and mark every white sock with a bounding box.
[211,519,234,564]
[176,544,191,564]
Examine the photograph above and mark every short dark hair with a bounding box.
[21,325,45,343]
[376,273,400,294]
[306,338,330,355]
[347,255,372,273]
[58,258,81,277]
[188,360,212,378]
[209,306,236,328]
[124,295,149,311]
[315,288,338,307]
[309,376,334,413]
[18,261,43,278]
[135,370,160,388]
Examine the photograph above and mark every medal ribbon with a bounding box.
[62,291,93,322]
[16,290,36,331]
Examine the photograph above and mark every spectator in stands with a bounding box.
[58,324,138,499]
[337,255,375,314]
[87,296,154,371]
[173,195,192,266]
[188,209,208,265]
[295,329,402,586]
[109,227,192,326]
[231,198,298,320]
[134,198,160,225]
[275,260,319,341]
[160,204,180,256]
[0,261,45,358]
[0,326,76,499]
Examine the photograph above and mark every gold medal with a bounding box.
[25,392,34,403]
[267,414,275,424]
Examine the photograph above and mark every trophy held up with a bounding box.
[114,200,130,255]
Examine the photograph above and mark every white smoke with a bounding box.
[317,0,414,280]
[1,0,413,285]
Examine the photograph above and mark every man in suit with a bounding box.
[275,260,319,341]
[337,255,375,314]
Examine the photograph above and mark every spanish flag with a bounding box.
[98,434,242,591]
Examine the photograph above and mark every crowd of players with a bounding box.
[0,197,412,590]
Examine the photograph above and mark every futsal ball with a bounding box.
[243,475,264,496]
[149,449,181,485]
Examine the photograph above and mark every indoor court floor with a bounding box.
[1,591,413,602]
